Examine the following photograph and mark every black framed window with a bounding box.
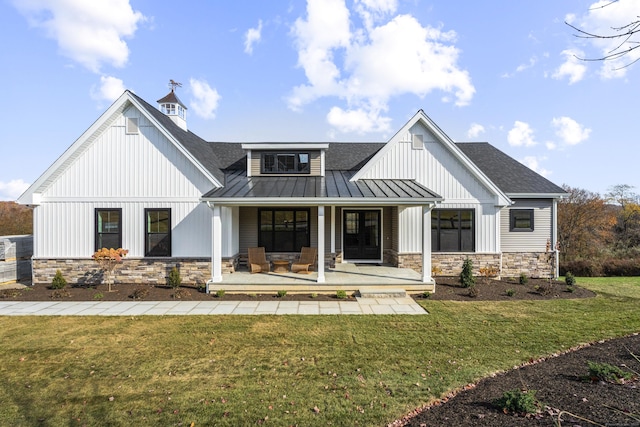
[145,209,171,256]
[95,209,122,251]
[259,208,310,252]
[431,209,475,252]
[262,153,310,174]
[510,209,534,232]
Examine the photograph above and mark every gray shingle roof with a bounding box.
[131,91,564,198]
[130,91,225,183]
[456,142,566,195]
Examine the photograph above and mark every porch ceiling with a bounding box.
[201,170,442,206]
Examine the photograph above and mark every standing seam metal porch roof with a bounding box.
[202,169,442,203]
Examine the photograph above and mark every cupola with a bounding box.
[157,80,187,131]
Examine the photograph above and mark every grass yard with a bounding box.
[0,277,639,426]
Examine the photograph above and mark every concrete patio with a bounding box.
[207,263,435,294]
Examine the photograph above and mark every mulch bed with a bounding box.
[2,277,638,427]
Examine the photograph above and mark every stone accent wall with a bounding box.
[432,253,502,277]
[502,252,554,278]
[397,253,423,273]
[32,258,212,286]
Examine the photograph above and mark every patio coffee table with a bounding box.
[272,260,290,273]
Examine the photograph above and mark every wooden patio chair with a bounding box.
[248,247,270,273]
[291,247,317,274]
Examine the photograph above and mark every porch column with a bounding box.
[330,206,336,254]
[422,205,433,283]
[317,205,325,283]
[210,204,222,283]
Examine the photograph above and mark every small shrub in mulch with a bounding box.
[129,286,150,300]
[50,289,71,299]
[50,269,67,290]
[172,288,192,299]
[585,361,635,384]
[459,258,475,288]
[535,281,554,296]
[493,389,543,416]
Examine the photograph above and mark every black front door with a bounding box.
[343,210,381,260]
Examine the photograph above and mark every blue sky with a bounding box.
[1,0,638,200]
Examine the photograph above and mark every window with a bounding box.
[262,153,310,174]
[95,209,122,251]
[510,209,534,232]
[431,209,474,252]
[160,103,176,115]
[259,208,310,252]
[126,117,139,134]
[412,134,423,150]
[145,209,171,256]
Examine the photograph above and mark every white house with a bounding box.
[18,89,566,291]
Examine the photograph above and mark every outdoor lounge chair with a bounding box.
[291,247,317,274]
[248,247,270,273]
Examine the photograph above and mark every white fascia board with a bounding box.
[17,91,134,205]
[128,95,222,188]
[200,197,443,206]
[506,193,568,199]
[350,110,511,207]
[241,143,329,150]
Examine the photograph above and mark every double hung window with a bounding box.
[145,209,171,256]
[95,209,122,251]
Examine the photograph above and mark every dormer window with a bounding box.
[262,153,310,174]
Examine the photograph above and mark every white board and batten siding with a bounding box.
[360,122,502,253]
[33,107,217,258]
[501,199,553,252]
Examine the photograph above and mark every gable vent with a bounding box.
[126,117,139,134]
[412,134,423,150]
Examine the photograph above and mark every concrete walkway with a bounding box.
[0,297,427,316]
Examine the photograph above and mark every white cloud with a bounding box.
[289,0,474,134]
[521,156,550,177]
[13,0,145,73]
[354,0,397,29]
[516,56,537,73]
[327,105,391,134]
[552,116,591,145]
[90,75,126,103]
[0,179,30,201]
[189,78,221,120]
[545,141,557,150]
[570,0,640,79]
[244,20,263,55]
[467,123,485,139]
[552,49,587,84]
[507,121,537,147]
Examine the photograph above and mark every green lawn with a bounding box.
[1,277,639,426]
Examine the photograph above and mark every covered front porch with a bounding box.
[202,169,444,291]
[206,262,434,294]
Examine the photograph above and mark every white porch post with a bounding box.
[210,203,222,283]
[330,205,336,254]
[317,205,326,283]
[422,205,433,283]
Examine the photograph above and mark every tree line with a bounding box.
[559,184,640,276]
[0,202,32,236]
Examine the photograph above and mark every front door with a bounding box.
[343,210,381,260]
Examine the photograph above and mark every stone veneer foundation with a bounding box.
[32,258,213,286]
[393,251,554,278]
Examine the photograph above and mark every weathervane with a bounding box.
[168,79,182,91]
